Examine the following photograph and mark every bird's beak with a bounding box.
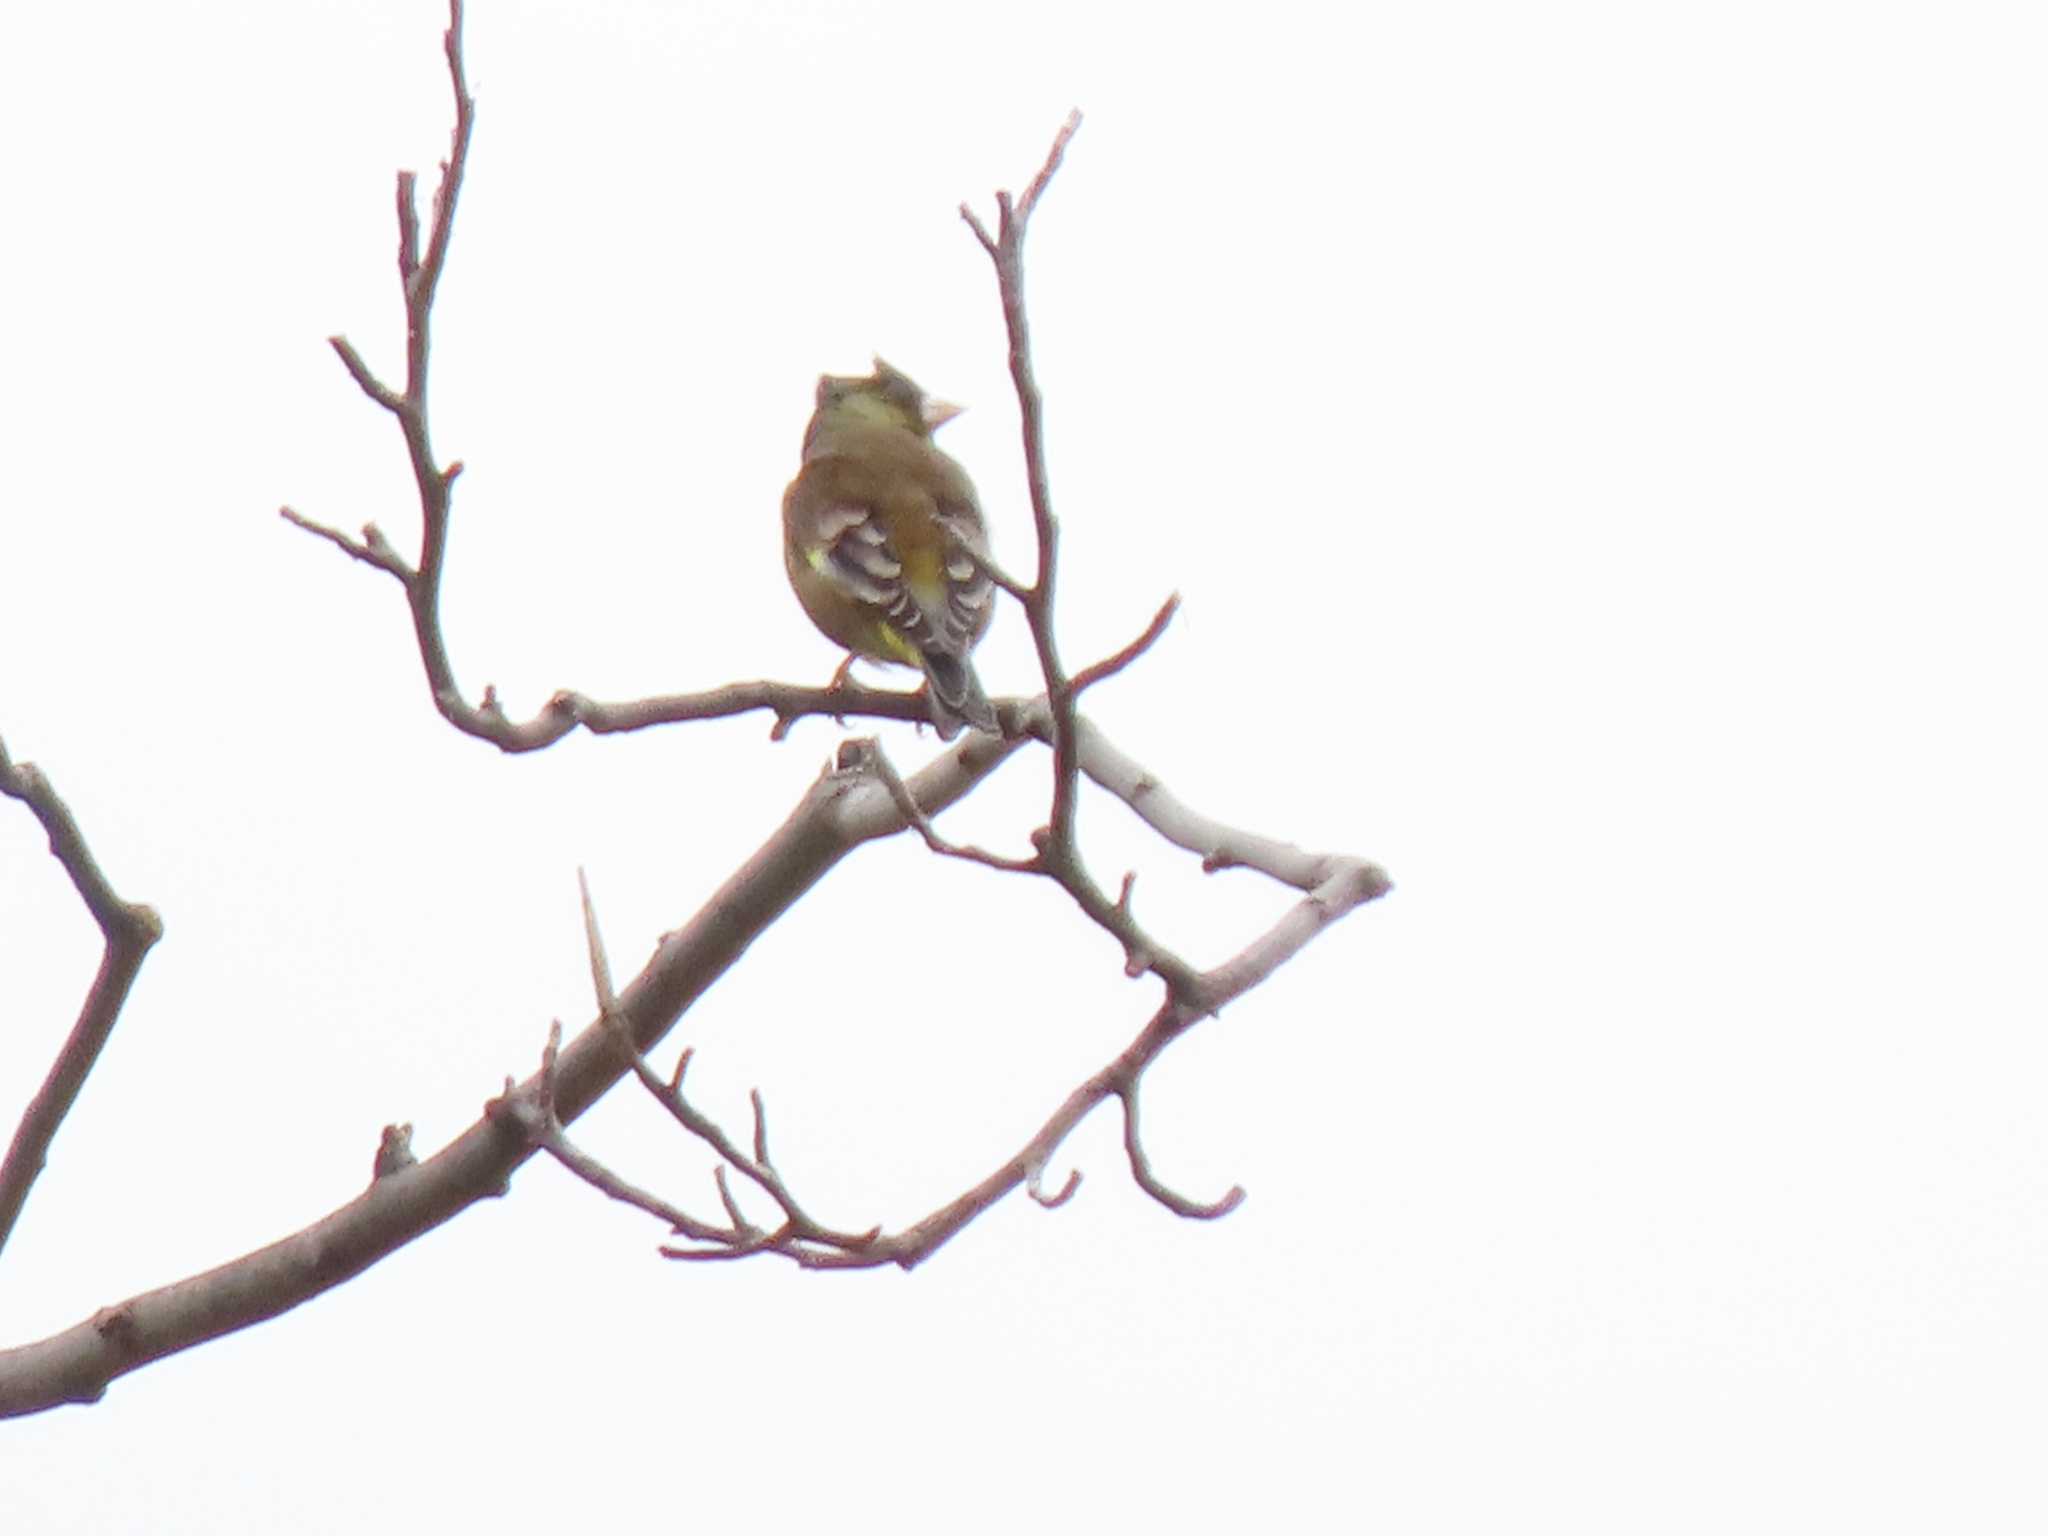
[922,397,965,430]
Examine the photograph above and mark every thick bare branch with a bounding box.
[0,730,1022,1417]
[0,740,162,1261]
[1061,713,1385,898]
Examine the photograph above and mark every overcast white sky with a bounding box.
[3,0,2045,1529]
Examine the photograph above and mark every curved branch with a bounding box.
[0,740,162,1261]
[1118,1077,1243,1221]
[1071,592,1179,697]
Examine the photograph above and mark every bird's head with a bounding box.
[809,357,963,443]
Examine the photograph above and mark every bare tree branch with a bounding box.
[518,114,1392,1265]
[961,119,1283,1021]
[277,506,413,581]
[1071,592,1180,697]
[0,739,162,1261]
[277,2,968,750]
[717,775,1382,1257]
[0,11,1392,1415]
[1119,1073,1243,1221]
[961,110,1086,851]
[0,729,1022,1417]
[522,700,1387,1268]
[275,0,482,738]
[865,739,1038,873]
[501,878,884,1259]
[578,871,870,1245]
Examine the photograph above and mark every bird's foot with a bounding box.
[824,655,857,725]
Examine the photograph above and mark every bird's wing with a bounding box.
[806,499,992,670]
[799,499,939,671]
[807,502,902,606]
[933,508,996,655]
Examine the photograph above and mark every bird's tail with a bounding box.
[920,650,999,740]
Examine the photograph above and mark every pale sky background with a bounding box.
[3,0,2045,1529]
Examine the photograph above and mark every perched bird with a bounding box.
[782,358,1000,738]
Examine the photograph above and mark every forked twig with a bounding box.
[280,0,956,749]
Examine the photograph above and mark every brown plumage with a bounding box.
[782,359,998,738]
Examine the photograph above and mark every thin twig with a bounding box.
[865,739,1035,873]
[574,872,881,1254]
[282,0,492,743]
[278,507,414,580]
[1071,593,1179,696]
[486,1031,740,1248]
[961,110,1085,854]
[955,117,1230,1017]
[1119,1080,1243,1221]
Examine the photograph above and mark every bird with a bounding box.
[782,358,1000,739]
